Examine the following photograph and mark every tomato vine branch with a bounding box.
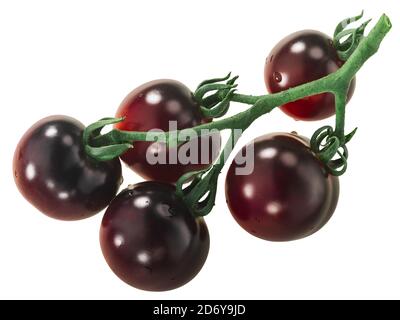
[84,13,391,216]
[90,14,390,145]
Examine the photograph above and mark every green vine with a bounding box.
[84,13,391,217]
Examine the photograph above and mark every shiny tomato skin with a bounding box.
[100,182,209,291]
[13,115,122,220]
[225,133,339,241]
[265,30,355,121]
[115,80,220,183]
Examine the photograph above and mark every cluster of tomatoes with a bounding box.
[13,29,354,291]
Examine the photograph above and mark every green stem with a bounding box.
[214,129,241,170]
[84,15,392,178]
[89,14,391,163]
[85,13,391,217]
[333,90,347,139]
[230,93,261,105]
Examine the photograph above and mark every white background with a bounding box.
[0,0,399,300]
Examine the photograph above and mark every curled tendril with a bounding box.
[194,73,239,119]
[310,125,357,176]
[201,89,236,118]
[175,166,220,217]
[334,10,364,38]
[83,117,132,161]
[333,11,372,61]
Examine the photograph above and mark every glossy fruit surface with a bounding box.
[115,80,220,183]
[225,133,339,241]
[100,182,209,291]
[13,115,122,220]
[264,30,355,121]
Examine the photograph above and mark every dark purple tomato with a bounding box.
[100,182,209,291]
[264,30,356,121]
[115,80,220,184]
[13,116,122,221]
[225,133,339,241]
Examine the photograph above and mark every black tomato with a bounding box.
[100,182,210,291]
[13,116,122,220]
[225,133,339,241]
[115,80,220,183]
[264,30,356,121]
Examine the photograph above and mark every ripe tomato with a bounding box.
[100,182,209,291]
[115,80,220,183]
[13,116,122,220]
[225,133,339,241]
[264,30,355,121]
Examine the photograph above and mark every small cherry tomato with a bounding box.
[13,116,122,220]
[115,80,220,183]
[265,30,356,121]
[225,133,339,241]
[100,181,209,291]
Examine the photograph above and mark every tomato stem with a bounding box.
[89,13,390,156]
[84,13,391,215]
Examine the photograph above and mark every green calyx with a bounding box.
[333,10,372,61]
[83,117,133,161]
[83,13,392,217]
[175,130,240,217]
[194,73,239,119]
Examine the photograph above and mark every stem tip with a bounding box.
[382,14,392,29]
